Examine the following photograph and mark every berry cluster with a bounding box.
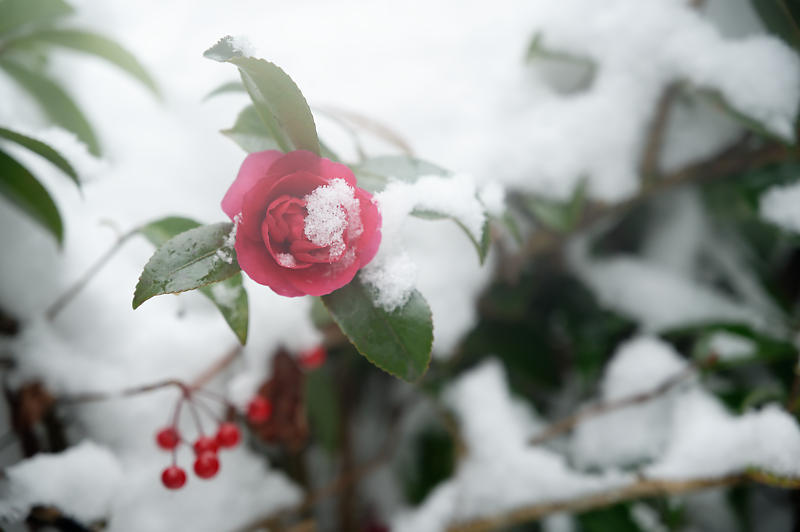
[155,387,272,490]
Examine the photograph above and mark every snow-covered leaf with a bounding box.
[133,222,240,309]
[353,155,449,194]
[138,216,248,343]
[322,278,433,382]
[355,156,489,263]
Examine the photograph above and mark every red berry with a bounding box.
[161,466,187,489]
[193,451,220,479]
[156,427,180,450]
[299,345,327,370]
[247,396,272,423]
[193,435,219,455]
[216,422,240,448]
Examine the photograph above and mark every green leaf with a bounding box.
[0,148,62,244]
[0,0,73,37]
[221,105,281,153]
[0,126,79,187]
[352,155,449,194]
[526,34,594,66]
[751,0,800,51]
[203,80,245,101]
[5,29,160,96]
[0,59,100,155]
[198,275,248,344]
[304,367,340,452]
[137,216,249,343]
[133,222,241,309]
[526,178,587,233]
[322,278,433,382]
[204,36,320,154]
[222,104,339,160]
[413,208,490,264]
[138,216,203,247]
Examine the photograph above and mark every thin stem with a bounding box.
[186,395,205,436]
[191,395,223,424]
[171,396,185,429]
[46,227,139,321]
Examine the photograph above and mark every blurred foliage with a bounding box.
[0,0,156,244]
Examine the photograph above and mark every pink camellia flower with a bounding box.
[222,150,381,297]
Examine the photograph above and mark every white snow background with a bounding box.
[1,0,800,530]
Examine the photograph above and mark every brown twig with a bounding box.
[56,344,241,404]
[447,473,758,532]
[529,355,716,445]
[639,83,680,184]
[240,405,405,531]
[45,227,140,321]
[315,104,414,156]
[516,137,789,265]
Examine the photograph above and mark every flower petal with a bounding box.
[235,235,306,296]
[354,189,382,268]
[265,150,356,187]
[221,150,283,219]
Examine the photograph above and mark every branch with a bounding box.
[529,355,716,445]
[239,404,405,531]
[314,104,414,156]
[517,138,790,262]
[447,474,755,532]
[56,344,241,404]
[639,83,680,184]
[45,226,140,321]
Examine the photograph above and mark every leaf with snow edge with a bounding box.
[413,208,490,264]
[662,322,796,367]
[699,88,795,144]
[525,178,587,233]
[354,155,489,262]
[752,0,800,51]
[204,36,320,154]
[222,104,339,160]
[4,29,160,96]
[352,155,450,194]
[138,216,248,343]
[0,59,100,155]
[525,33,595,94]
[0,0,72,37]
[203,80,245,101]
[0,149,63,244]
[133,222,241,309]
[322,278,433,382]
[0,126,79,187]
